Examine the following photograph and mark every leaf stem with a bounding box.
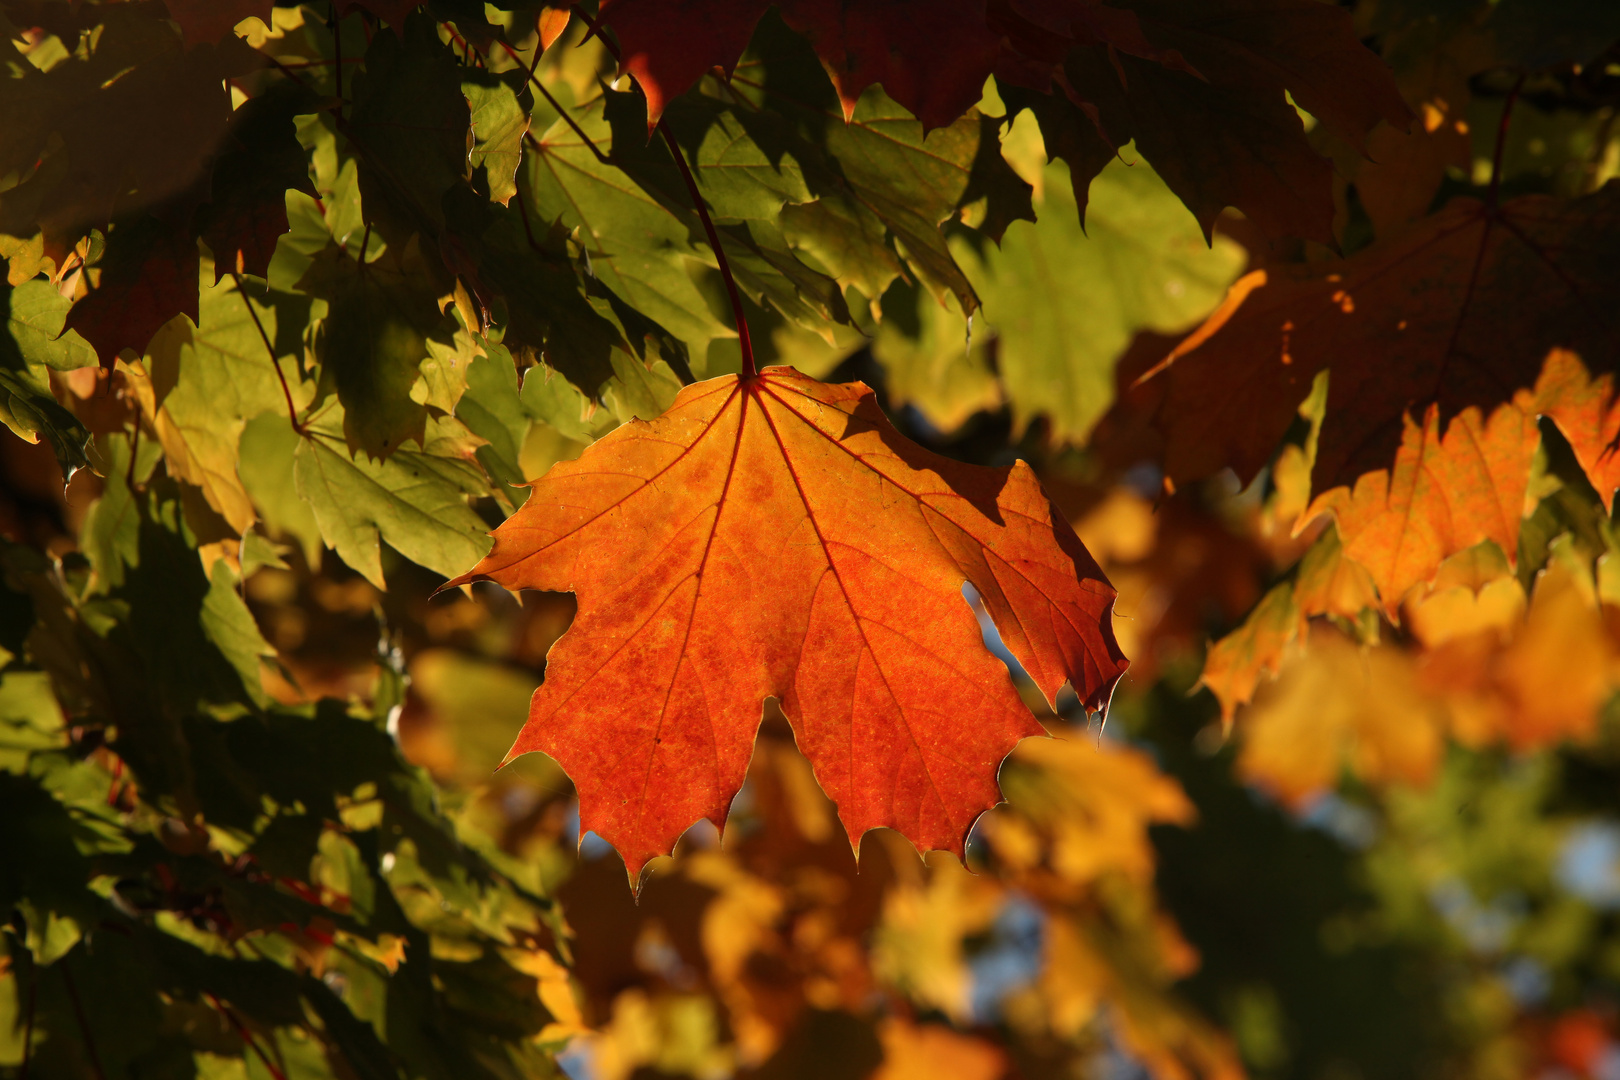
[525,12,549,83]
[512,176,542,250]
[208,993,289,1080]
[495,37,613,165]
[60,963,106,1080]
[580,19,755,378]
[658,121,756,378]
[271,57,364,70]
[440,22,485,68]
[232,273,306,436]
[1486,72,1526,211]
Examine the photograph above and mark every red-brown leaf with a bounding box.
[1144,186,1620,494]
[601,0,1405,243]
[162,0,274,46]
[65,218,200,365]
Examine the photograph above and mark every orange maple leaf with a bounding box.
[1306,350,1616,613]
[1308,391,1540,615]
[450,368,1128,881]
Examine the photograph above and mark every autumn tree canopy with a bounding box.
[1,1,1619,1078]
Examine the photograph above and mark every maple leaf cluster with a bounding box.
[1125,0,1620,802]
[0,0,1619,1077]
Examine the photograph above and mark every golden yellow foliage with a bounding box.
[1422,551,1620,750]
[989,735,1195,890]
[1239,631,1447,806]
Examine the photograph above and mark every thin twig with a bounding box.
[356,220,372,267]
[18,959,35,1080]
[1432,72,1526,393]
[493,37,611,164]
[232,272,305,436]
[587,12,620,59]
[208,992,290,1080]
[331,3,344,115]
[60,964,107,1080]
[525,11,550,83]
[658,121,756,377]
[271,57,364,69]
[441,23,486,69]
[513,177,542,252]
[125,420,140,492]
[263,53,314,92]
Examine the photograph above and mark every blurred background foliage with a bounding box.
[1,1,1619,1079]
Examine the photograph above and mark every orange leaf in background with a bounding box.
[1305,351,1615,612]
[1040,914,1242,1080]
[1292,526,1378,621]
[537,5,574,51]
[1421,552,1620,752]
[451,368,1128,882]
[1238,631,1446,807]
[990,734,1195,889]
[872,1019,1007,1080]
[1404,542,1524,649]
[1145,186,1620,494]
[1537,348,1620,511]
[1198,582,1303,726]
[1197,526,1376,724]
[1068,488,1269,683]
[1308,391,1540,614]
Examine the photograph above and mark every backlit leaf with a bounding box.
[297,237,446,458]
[451,367,1127,880]
[124,274,299,534]
[965,143,1244,443]
[295,410,493,586]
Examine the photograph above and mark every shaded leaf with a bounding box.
[5,280,97,372]
[295,409,493,587]
[0,22,265,261]
[200,82,321,282]
[465,70,535,207]
[599,0,1403,242]
[870,280,1001,433]
[297,238,446,458]
[1146,186,1620,493]
[346,14,471,242]
[123,275,299,534]
[65,215,200,365]
[162,0,275,47]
